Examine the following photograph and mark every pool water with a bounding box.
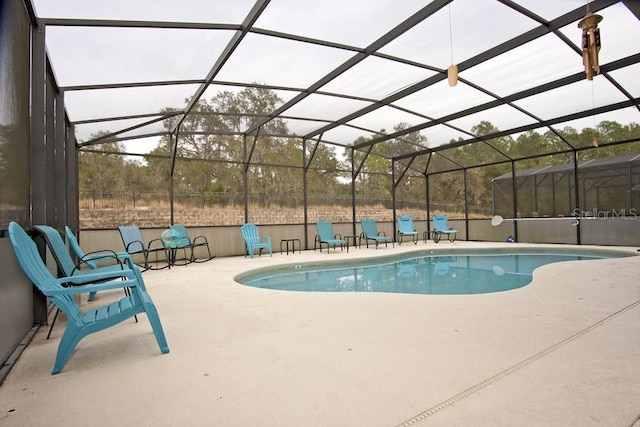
[238,253,615,295]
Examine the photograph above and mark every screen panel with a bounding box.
[0,0,31,231]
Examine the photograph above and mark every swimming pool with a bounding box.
[236,249,633,295]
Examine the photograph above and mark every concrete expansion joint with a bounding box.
[396,298,640,427]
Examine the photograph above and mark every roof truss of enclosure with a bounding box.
[34,0,640,175]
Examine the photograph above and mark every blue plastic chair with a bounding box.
[396,215,418,245]
[167,224,215,264]
[315,221,348,253]
[431,214,458,243]
[9,222,169,374]
[118,225,170,270]
[360,219,394,249]
[240,223,272,258]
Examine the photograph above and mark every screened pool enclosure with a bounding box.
[4,0,640,378]
[3,0,640,244]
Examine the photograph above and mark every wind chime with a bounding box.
[578,6,603,147]
[578,7,603,81]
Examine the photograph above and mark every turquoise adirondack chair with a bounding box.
[240,223,272,258]
[396,215,419,244]
[431,214,458,243]
[167,224,215,264]
[9,222,169,374]
[118,225,170,270]
[315,221,348,253]
[360,219,394,249]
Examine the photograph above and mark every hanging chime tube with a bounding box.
[578,11,602,80]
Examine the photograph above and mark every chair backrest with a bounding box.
[168,224,192,248]
[316,221,335,241]
[240,223,261,244]
[9,222,82,320]
[33,225,76,276]
[65,226,97,269]
[118,226,145,253]
[360,219,378,237]
[432,214,450,231]
[397,215,415,233]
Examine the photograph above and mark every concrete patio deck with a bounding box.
[1,241,639,427]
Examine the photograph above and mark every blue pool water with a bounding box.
[237,251,625,295]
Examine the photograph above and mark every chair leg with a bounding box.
[143,303,170,354]
[142,251,151,271]
[170,248,192,266]
[191,244,215,262]
[47,308,61,340]
[123,287,138,323]
[53,325,84,374]
[146,249,171,270]
[183,248,192,265]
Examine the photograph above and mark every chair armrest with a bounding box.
[147,238,167,251]
[55,267,137,288]
[91,251,135,270]
[77,249,125,270]
[71,250,124,276]
[50,277,139,296]
[125,240,145,254]
[192,235,208,245]
[378,231,387,237]
[81,250,131,263]
[115,251,131,258]
[261,236,271,244]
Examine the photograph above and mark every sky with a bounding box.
[31,0,640,155]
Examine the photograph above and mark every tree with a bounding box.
[78,133,130,193]
[144,86,347,208]
[77,85,640,223]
